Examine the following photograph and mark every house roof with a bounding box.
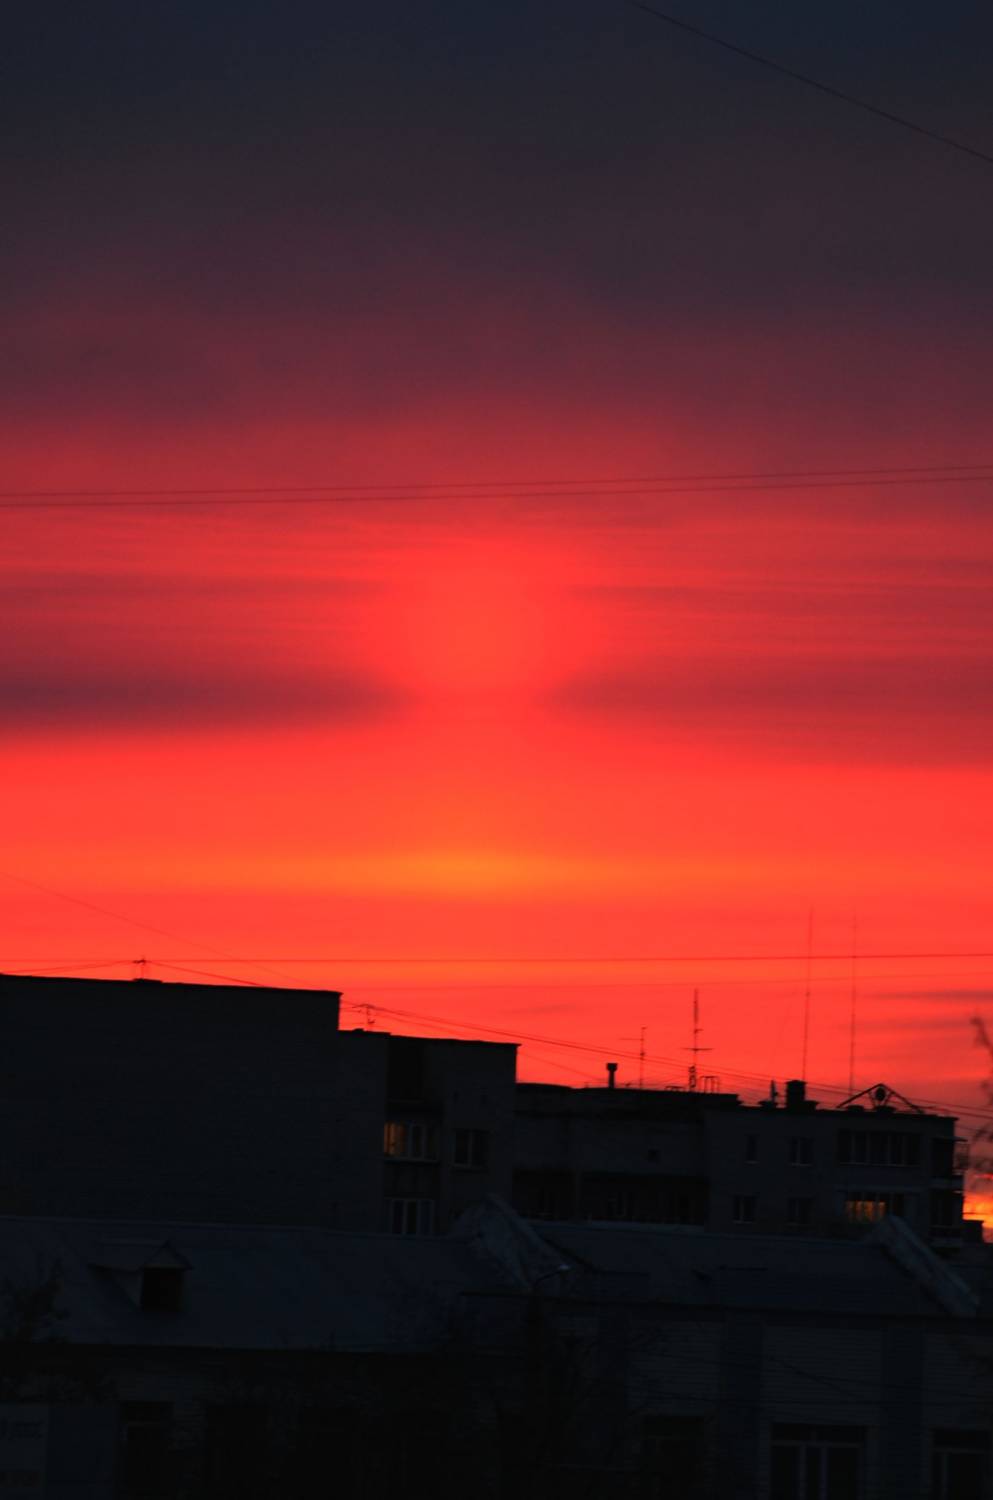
[531,1219,974,1317]
[0,1216,510,1352]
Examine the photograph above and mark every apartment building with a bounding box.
[0,974,515,1233]
[513,1077,970,1246]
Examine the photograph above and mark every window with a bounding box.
[789,1136,813,1166]
[139,1266,184,1311]
[292,1407,357,1494]
[745,1134,758,1163]
[205,1405,268,1500]
[387,1198,435,1235]
[604,1188,637,1221]
[383,1120,439,1160]
[732,1195,756,1224]
[771,1424,864,1500]
[387,1412,449,1500]
[932,1430,990,1500]
[120,1403,173,1498]
[454,1128,489,1169]
[932,1137,956,1176]
[845,1191,905,1224]
[787,1196,813,1227]
[640,1415,705,1499]
[838,1129,921,1167]
[931,1189,963,1231]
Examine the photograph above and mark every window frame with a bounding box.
[387,1197,436,1235]
[732,1193,756,1224]
[383,1119,440,1161]
[453,1127,489,1170]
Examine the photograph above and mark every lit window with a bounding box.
[844,1192,905,1224]
[383,1120,439,1160]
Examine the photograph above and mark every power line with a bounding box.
[0,871,297,987]
[3,469,993,510]
[4,459,993,497]
[345,1002,993,1122]
[626,0,993,170]
[1,956,987,1120]
[342,999,993,1125]
[54,950,991,964]
[6,962,993,999]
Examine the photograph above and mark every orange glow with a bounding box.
[2,353,992,1147]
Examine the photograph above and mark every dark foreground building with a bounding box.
[1,1200,991,1500]
[0,973,516,1232]
[0,972,973,1247]
[1,969,989,1498]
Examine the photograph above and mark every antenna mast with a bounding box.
[622,1026,647,1090]
[801,910,813,1081]
[685,989,713,1091]
[848,913,858,1095]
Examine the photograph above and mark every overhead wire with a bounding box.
[0,870,299,987]
[67,950,993,964]
[625,0,993,170]
[341,998,993,1124]
[3,466,993,510]
[5,459,993,499]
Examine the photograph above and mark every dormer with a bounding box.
[89,1239,190,1311]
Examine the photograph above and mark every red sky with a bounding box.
[4,1,993,1193]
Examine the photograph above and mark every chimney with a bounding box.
[606,1062,618,1090]
[785,1079,806,1110]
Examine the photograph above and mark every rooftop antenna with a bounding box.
[622,1026,647,1090]
[847,912,859,1095]
[801,910,813,1081]
[133,956,147,980]
[684,989,713,1091]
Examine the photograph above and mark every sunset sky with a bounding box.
[4,2,993,1143]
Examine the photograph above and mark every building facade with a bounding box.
[0,975,516,1233]
[2,1203,991,1500]
[513,1078,970,1247]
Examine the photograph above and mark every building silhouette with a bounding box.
[0,969,988,1499]
[513,1076,968,1246]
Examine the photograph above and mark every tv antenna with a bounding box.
[848,912,858,1095]
[684,989,712,1091]
[801,909,814,1081]
[622,1026,647,1090]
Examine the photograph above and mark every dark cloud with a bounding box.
[557,652,993,763]
[2,1,993,439]
[0,666,399,733]
[0,569,396,732]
